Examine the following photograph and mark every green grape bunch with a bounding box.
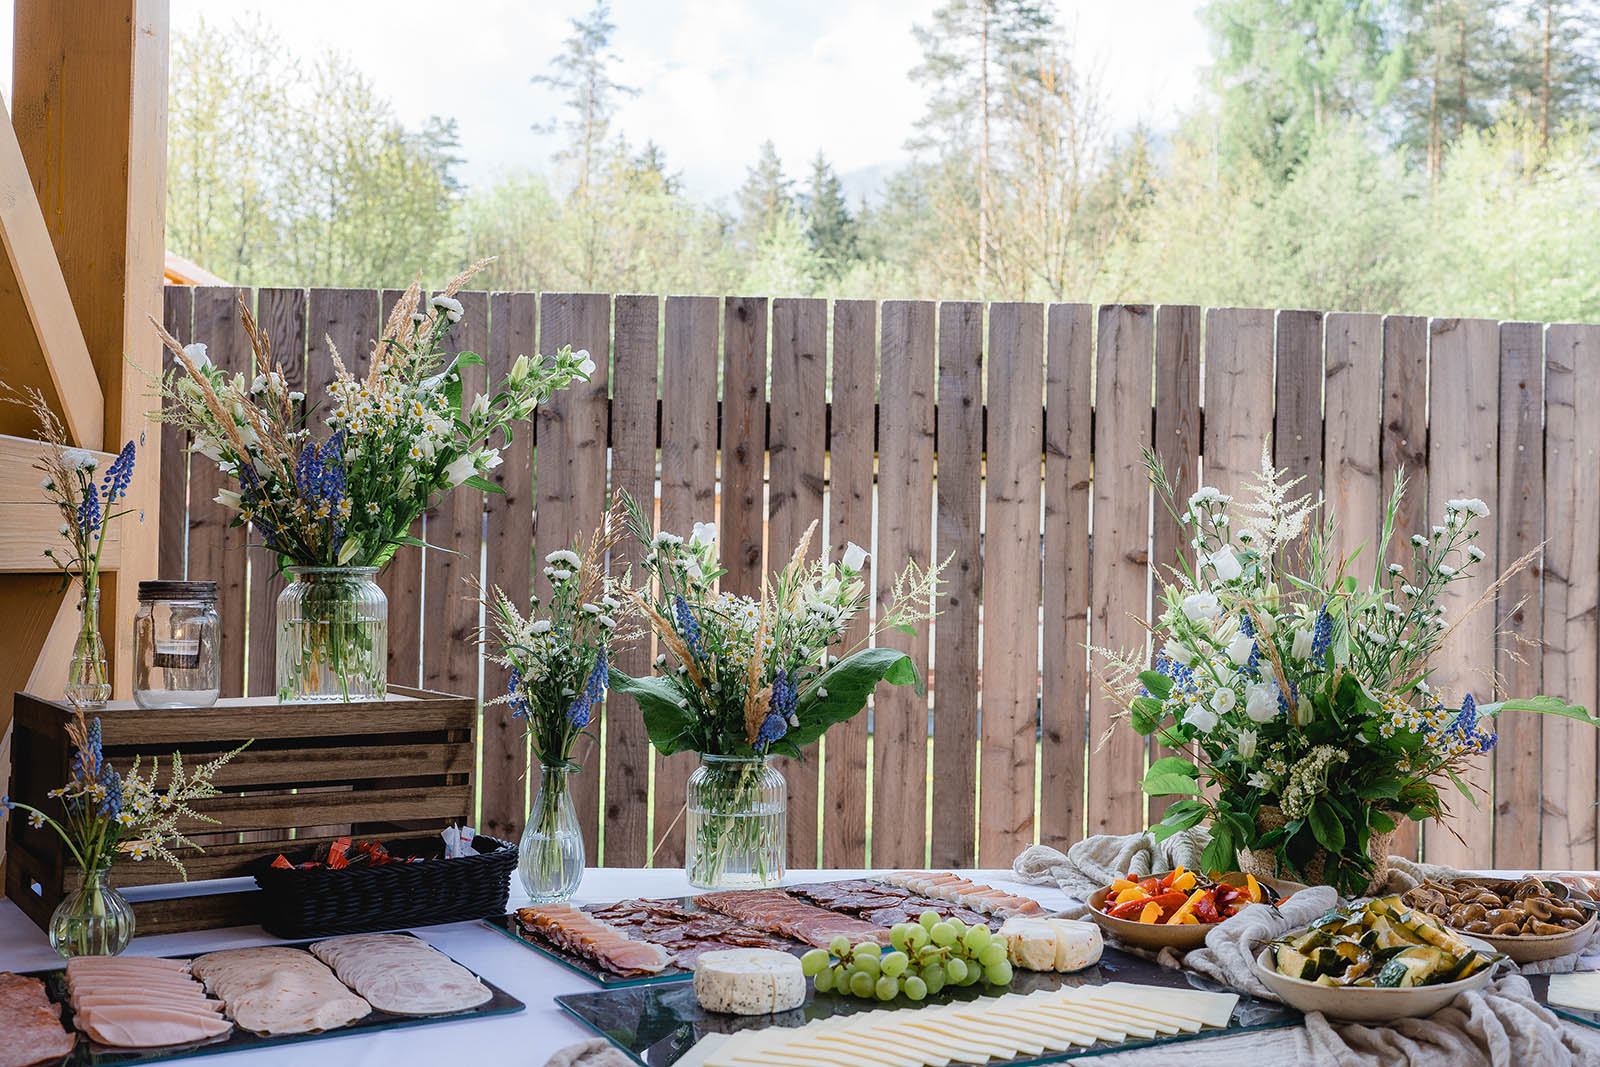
[800,910,1014,1003]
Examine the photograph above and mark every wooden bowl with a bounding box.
[1086,872,1307,952]
[1254,936,1498,1022]
[1462,911,1597,964]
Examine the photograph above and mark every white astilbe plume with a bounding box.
[1239,438,1316,560]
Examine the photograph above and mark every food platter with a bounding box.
[10,934,523,1066]
[556,944,1302,1066]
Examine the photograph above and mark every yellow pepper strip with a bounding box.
[1246,873,1264,903]
[1108,878,1138,894]
[1180,913,1200,924]
[1165,887,1209,925]
[1113,885,1151,905]
[1161,865,1185,889]
[1171,870,1197,892]
[1138,900,1163,925]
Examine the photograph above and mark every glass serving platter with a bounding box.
[17,933,524,1066]
[556,944,1304,1066]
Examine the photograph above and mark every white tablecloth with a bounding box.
[0,868,1072,1065]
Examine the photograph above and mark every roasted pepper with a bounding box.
[1107,897,1153,920]
[1165,887,1211,925]
[1113,884,1151,905]
[1246,873,1264,903]
[1141,891,1190,922]
[1108,877,1138,894]
[1192,889,1221,924]
[1138,900,1163,925]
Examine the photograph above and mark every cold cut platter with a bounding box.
[484,872,1048,987]
[4,933,523,1067]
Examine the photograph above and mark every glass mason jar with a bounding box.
[275,567,387,703]
[49,864,134,958]
[518,764,585,903]
[66,584,112,709]
[685,755,787,889]
[133,581,221,708]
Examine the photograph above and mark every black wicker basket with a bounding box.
[250,833,517,939]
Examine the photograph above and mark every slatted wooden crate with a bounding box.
[5,686,474,935]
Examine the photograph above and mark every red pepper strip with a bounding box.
[1143,891,1190,921]
[1107,898,1152,920]
[1192,889,1221,924]
[270,855,294,869]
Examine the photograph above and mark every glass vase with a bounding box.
[276,566,387,703]
[518,764,585,903]
[685,755,786,889]
[66,584,112,708]
[49,865,134,958]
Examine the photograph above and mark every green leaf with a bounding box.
[1145,755,1199,780]
[608,669,694,756]
[1138,671,1173,700]
[785,648,922,751]
[1200,827,1236,874]
[456,352,486,368]
[1141,773,1202,796]
[1150,803,1207,841]
[462,474,505,494]
[1308,800,1347,853]
[1478,696,1594,723]
[1447,769,1478,806]
[1355,779,1403,802]
[1130,697,1165,734]
[1370,810,1397,834]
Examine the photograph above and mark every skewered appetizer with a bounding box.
[1095,867,1272,925]
[1270,896,1503,987]
[1402,876,1592,937]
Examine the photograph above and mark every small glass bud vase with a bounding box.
[518,764,584,903]
[66,585,112,709]
[685,755,786,889]
[49,864,134,958]
[276,566,387,703]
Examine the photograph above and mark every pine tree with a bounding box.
[803,153,857,280]
[736,140,792,250]
[1388,0,1514,179]
[1507,0,1600,147]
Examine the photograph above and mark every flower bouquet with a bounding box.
[153,260,593,702]
[1,702,248,957]
[611,492,945,888]
[1097,442,1592,896]
[483,500,636,902]
[4,387,137,709]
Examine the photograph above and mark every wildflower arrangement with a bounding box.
[1097,442,1590,896]
[1,702,248,879]
[611,491,946,885]
[152,260,593,570]
[3,386,137,707]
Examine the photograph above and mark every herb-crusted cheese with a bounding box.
[692,949,805,1015]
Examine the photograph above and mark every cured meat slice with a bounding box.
[877,871,1046,918]
[693,890,892,949]
[63,956,234,1049]
[308,934,491,1015]
[789,880,1000,930]
[73,1004,233,1047]
[190,947,370,1035]
[518,905,673,976]
[584,898,795,966]
[0,971,76,1067]
[71,989,221,1013]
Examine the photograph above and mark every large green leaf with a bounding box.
[1131,697,1166,734]
[1141,772,1202,796]
[1145,755,1199,779]
[785,648,922,751]
[609,669,695,755]
[1308,799,1347,853]
[1478,696,1595,723]
[1138,671,1173,700]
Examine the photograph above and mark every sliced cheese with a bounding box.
[1095,982,1239,1029]
[1007,1000,1134,1042]
[693,949,806,1015]
[1547,973,1600,1013]
[673,1033,730,1067]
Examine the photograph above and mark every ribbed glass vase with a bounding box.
[685,755,786,889]
[275,566,387,703]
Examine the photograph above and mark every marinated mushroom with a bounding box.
[1403,877,1591,938]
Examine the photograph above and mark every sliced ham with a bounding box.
[73,1003,233,1047]
[0,971,76,1067]
[878,871,1046,918]
[72,990,221,1013]
[190,947,371,1035]
[66,955,190,973]
[308,934,492,1015]
[517,905,673,976]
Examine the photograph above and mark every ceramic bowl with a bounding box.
[1461,911,1597,964]
[1253,934,1499,1022]
[1086,872,1307,952]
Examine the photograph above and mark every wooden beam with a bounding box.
[12,0,170,696]
[0,440,121,571]
[0,95,103,450]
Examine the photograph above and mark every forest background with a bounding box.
[166,0,1600,321]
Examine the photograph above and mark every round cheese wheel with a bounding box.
[692,949,805,1015]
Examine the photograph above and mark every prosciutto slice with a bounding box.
[0,971,75,1067]
[692,890,892,948]
[309,934,492,1015]
[877,871,1046,918]
[517,904,673,976]
[189,947,370,1035]
[63,956,233,1049]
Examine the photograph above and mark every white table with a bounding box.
[0,868,1072,1065]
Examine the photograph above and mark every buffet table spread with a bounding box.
[4,866,1600,1066]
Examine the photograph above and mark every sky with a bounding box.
[0,0,1209,205]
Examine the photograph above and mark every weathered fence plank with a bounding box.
[1424,317,1500,869]
[158,286,191,582]
[1204,307,1275,500]
[1274,309,1324,499]
[1041,303,1092,849]
[874,300,935,869]
[376,291,424,691]
[653,295,719,866]
[1493,322,1545,869]
[823,299,875,868]
[535,293,612,861]
[980,302,1044,865]
[1381,314,1430,862]
[770,298,828,867]
[479,291,538,842]
[721,297,767,598]
[931,301,983,870]
[1542,324,1600,871]
[1323,313,1384,569]
[1088,305,1154,838]
[605,293,659,867]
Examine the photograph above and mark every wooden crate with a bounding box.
[5,686,474,935]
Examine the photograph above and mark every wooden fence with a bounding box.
[157,287,1600,873]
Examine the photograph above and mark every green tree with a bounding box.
[1506,0,1600,146]
[910,0,1055,292]
[1388,0,1514,178]
[736,140,793,250]
[802,153,857,279]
